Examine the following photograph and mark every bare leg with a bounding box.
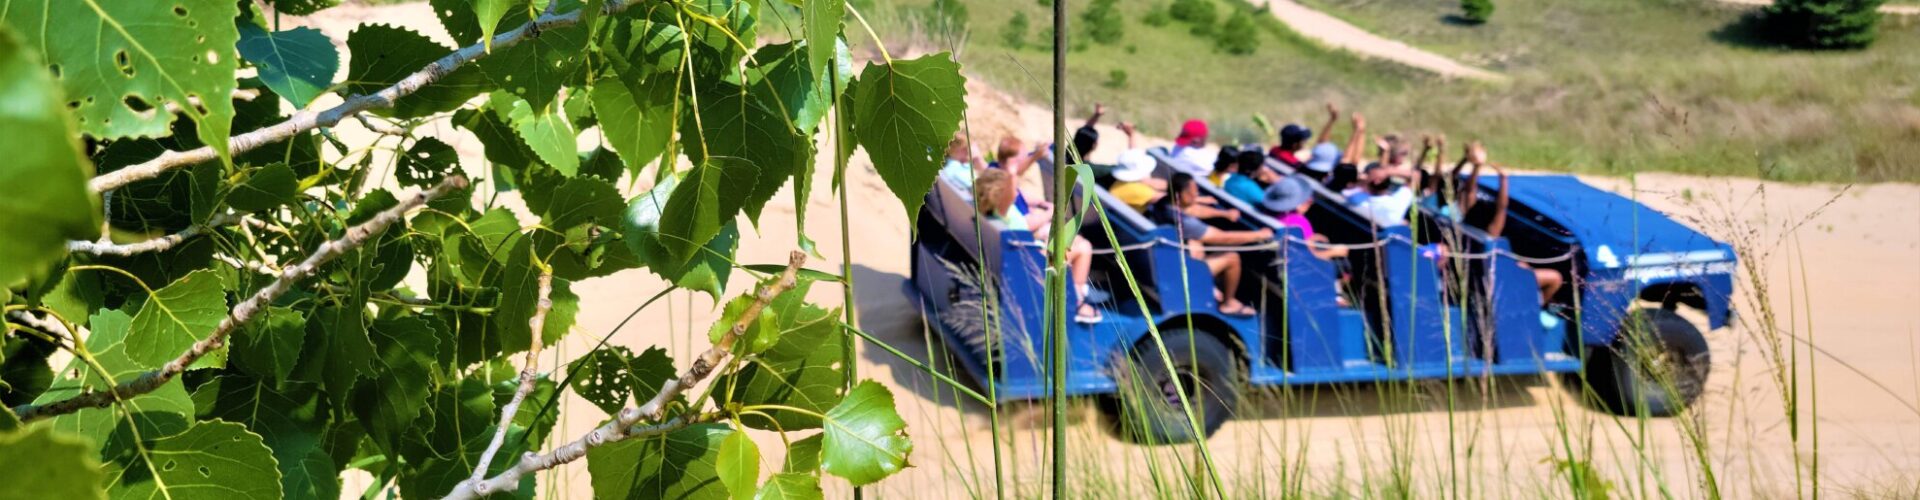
[1534,268,1564,304]
[1208,252,1248,313]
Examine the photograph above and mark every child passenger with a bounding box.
[974,168,1103,324]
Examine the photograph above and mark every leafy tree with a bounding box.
[0,0,965,498]
[1762,0,1884,49]
[1144,6,1174,27]
[1169,0,1218,27]
[1462,0,1495,24]
[1003,11,1031,48]
[1105,69,1131,89]
[1217,8,1261,55]
[1082,0,1126,45]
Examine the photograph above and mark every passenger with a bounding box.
[1259,174,1348,260]
[1148,173,1274,317]
[1315,110,1368,192]
[1167,119,1215,177]
[1109,149,1165,212]
[974,169,1104,323]
[1342,159,1419,228]
[1208,145,1242,187]
[1269,103,1341,171]
[939,130,989,190]
[1456,143,1564,303]
[1222,148,1271,206]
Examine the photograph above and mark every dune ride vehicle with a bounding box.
[909,150,1735,443]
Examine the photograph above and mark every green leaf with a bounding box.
[102,420,283,499]
[188,161,223,223]
[510,99,581,176]
[296,303,375,410]
[781,434,822,473]
[682,82,807,225]
[621,176,738,300]
[429,0,528,46]
[661,162,756,266]
[802,0,844,86]
[1,0,239,157]
[740,264,841,284]
[192,377,338,500]
[568,346,676,415]
[754,473,822,500]
[590,21,684,176]
[230,306,306,386]
[820,381,912,486]
[542,278,580,347]
[0,426,106,500]
[588,423,732,500]
[124,269,228,370]
[265,0,337,16]
[714,283,846,432]
[489,235,544,355]
[345,24,486,118]
[351,316,438,455]
[472,0,524,50]
[707,290,781,356]
[848,54,969,223]
[716,429,760,500]
[0,28,100,287]
[397,137,458,188]
[475,10,589,111]
[226,163,299,212]
[743,41,850,136]
[523,175,623,230]
[235,24,338,108]
[454,105,538,170]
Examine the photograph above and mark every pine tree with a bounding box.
[1763,0,1884,49]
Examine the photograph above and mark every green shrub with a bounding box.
[1761,0,1884,49]
[1169,0,1217,26]
[1143,6,1173,27]
[1082,0,1126,45]
[1217,8,1260,55]
[1461,0,1494,24]
[1002,11,1030,48]
[922,0,970,39]
[1105,69,1130,89]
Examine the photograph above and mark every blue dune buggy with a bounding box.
[909,150,1735,443]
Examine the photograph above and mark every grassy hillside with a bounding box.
[852,0,1920,182]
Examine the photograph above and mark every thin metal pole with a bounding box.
[1048,0,1070,497]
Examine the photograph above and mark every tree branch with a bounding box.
[86,0,648,194]
[442,251,808,500]
[66,214,241,256]
[470,272,554,485]
[11,176,470,422]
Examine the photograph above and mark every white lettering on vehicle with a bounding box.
[1624,261,1736,282]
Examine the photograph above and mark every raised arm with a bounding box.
[1316,102,1340,145]
[1485,164,1511,238]
[1457,141,1486,213]
[1083,102,1106,130]
[1119,121,1138,150]
[1343,113,1368,166]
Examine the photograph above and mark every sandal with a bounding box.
[1219,302,1257,317]
[1074,302,1104,324]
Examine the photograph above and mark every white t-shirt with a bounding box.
[1168,145,1214,178]
[1345,185,1415,227]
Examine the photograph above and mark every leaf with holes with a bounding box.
[567,346,676,415]
[474,7,588,112]
[397,137,457,188]
[345,24,486,119]
[124,269,229,370]
[1,0,239,157]
[754,473,822,500]
[820,382,912,486]
[192,377,338,500]
[0,28,99,287]
[716,430,759,500]
[235,24,337,108]
[0,426,107,500]
[848,55,968,223]
[101,420,283,499]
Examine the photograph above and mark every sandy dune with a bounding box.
[306,3,1920,497]
[1243,0,1506,82]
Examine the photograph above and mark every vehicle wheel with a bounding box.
[1581,309,1710,416]
[1111,330,1240,444]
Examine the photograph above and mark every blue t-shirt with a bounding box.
[1222,174,1264,207]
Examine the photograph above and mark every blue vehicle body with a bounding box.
[910,152,1735,404]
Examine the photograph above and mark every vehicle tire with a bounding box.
[1111,330,1240,444]
[1581,309,1710,416]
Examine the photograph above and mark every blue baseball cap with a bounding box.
[1305,143,1341,173]
[1280,124,1311,145]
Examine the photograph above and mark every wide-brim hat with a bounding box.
[1114,149,1155,182]
[1261,175,1315,213]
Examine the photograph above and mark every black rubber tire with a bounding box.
[1111,330,1240,444]
[1581,309,1711,416]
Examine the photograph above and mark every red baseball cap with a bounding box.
[1174,119,1208,147]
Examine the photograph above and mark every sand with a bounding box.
[303,3,1920,497]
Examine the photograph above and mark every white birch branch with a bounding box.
[442,251,808,500]
[67,214,241,256]
[470,272,555,484]
[87,0,647,194]
[11,176,469,422]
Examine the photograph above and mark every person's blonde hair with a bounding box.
[973,168,1014,216]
